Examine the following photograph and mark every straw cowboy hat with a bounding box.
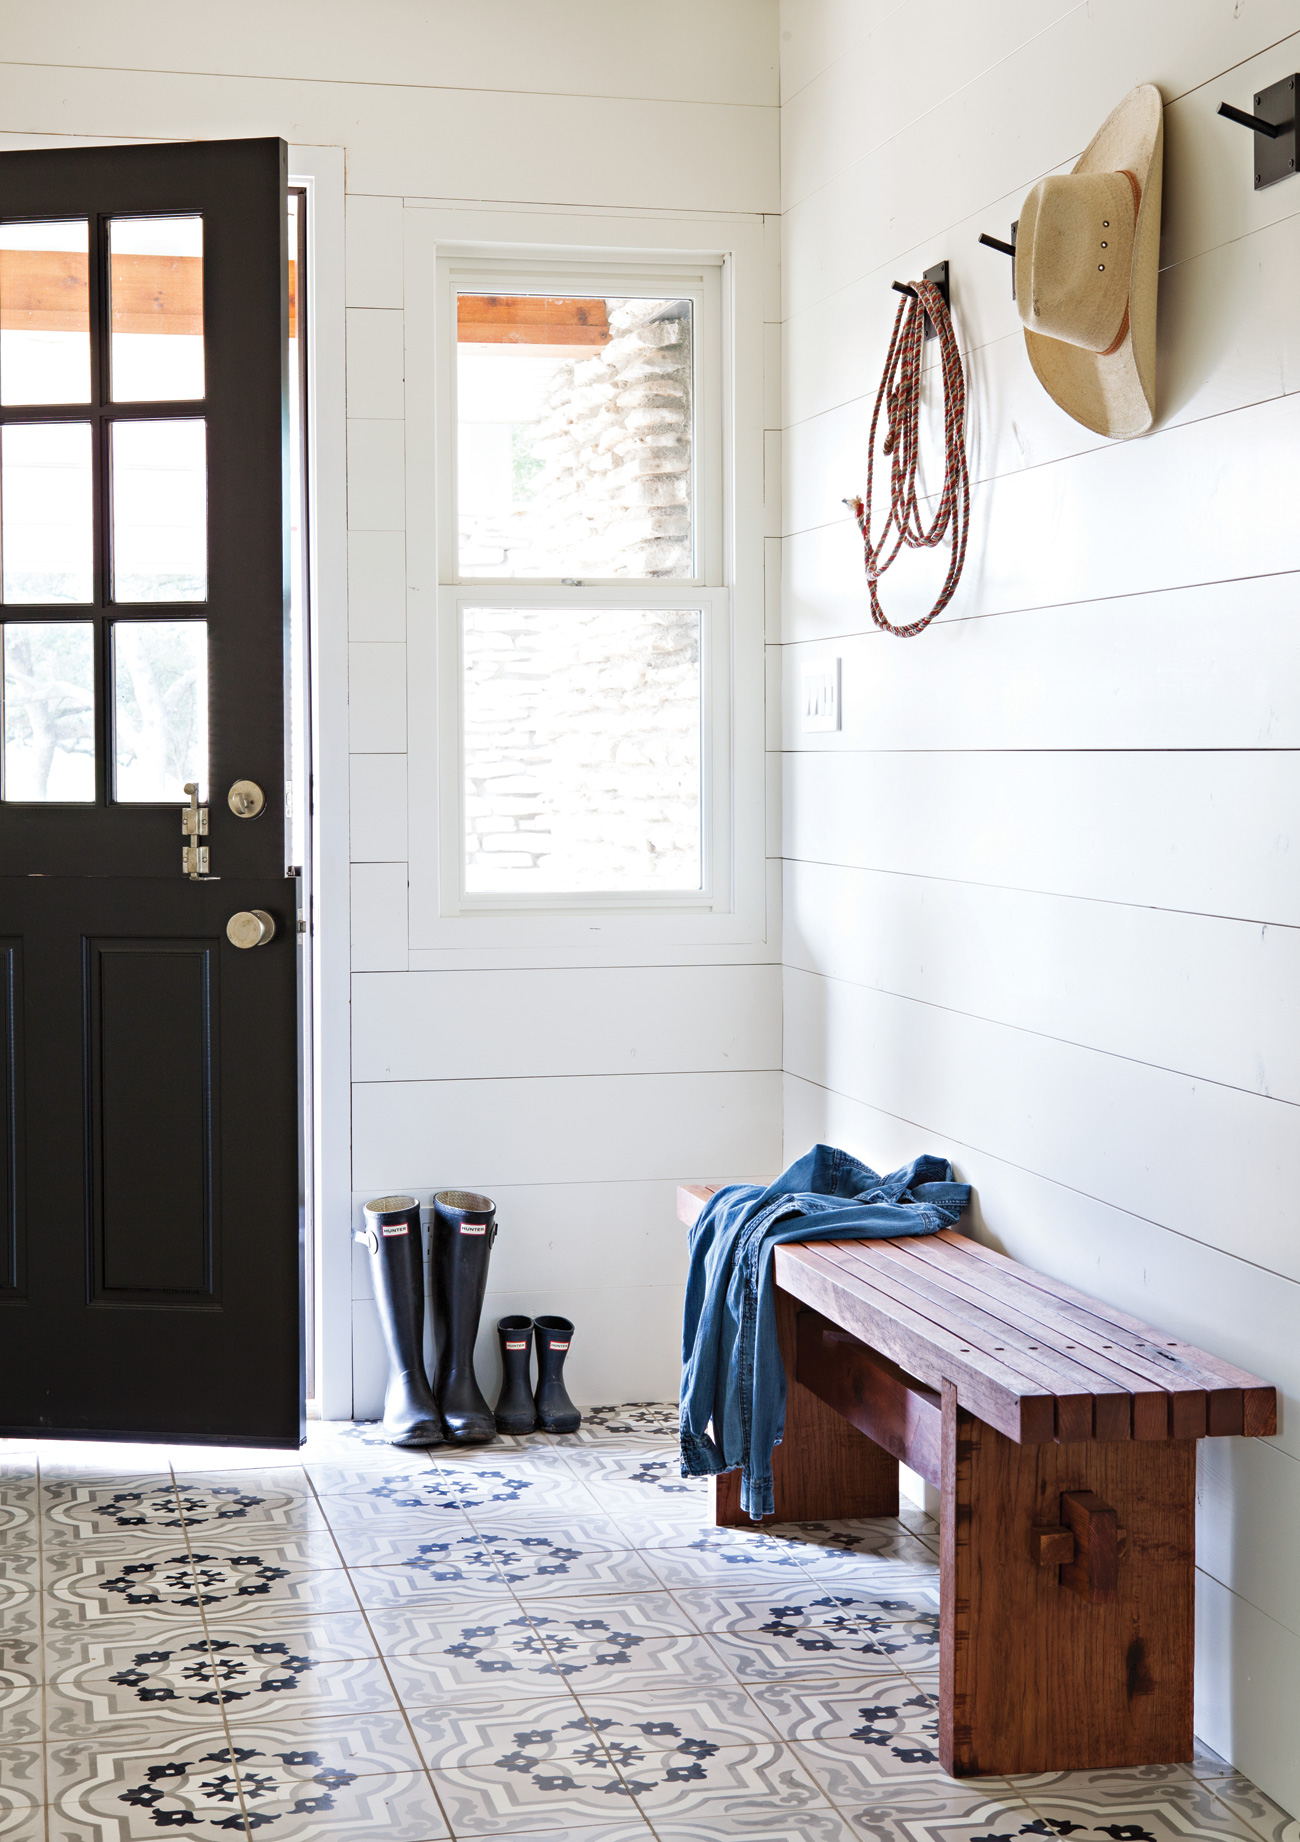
[1015,84,1164,439]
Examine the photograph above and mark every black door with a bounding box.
[0,138,302,1445]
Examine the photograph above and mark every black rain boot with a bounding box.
[432,1190,498,1444]
[534,1316,581,1433]
[356,1196,444,1448]
[494,1317,537,1435]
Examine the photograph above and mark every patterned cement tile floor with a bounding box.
[0,1403,1293,1842]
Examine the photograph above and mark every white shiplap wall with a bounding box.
[0,0,783,1412]
[778,0,1299,1804]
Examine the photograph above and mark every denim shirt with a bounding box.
[679,1143,972,1520]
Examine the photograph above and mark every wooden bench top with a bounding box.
[677,1183,1276,1448]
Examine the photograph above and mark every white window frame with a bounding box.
[403,204,769,957]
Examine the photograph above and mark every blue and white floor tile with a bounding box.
[0,1406,1288,1841]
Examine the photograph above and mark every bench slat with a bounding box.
[888,1232,1177,1439]
[825,1237,1134,1442]
[776,1241,1058,1445]
[934,1231,1272,1437]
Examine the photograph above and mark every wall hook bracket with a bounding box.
[978,223,1018,299]
[1218,76,1297,189]
[889,259,949,339]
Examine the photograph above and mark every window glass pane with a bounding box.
[1,422,94,604]
[457,295,692,580]
[110,215,204,402]
[112,620,207,802]
[462,606,701,894]
[0,220,91,406]
[111,418,207,602]
[2,621,95,801]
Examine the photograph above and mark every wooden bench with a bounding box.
[677,1183,1277,1779]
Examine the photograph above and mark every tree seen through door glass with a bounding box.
[1,621,95,801]
[0,422,94,603]
[462,605,702,893]
[110,215,204,402]
[111,620,207,803]
[110,418,207,602]
[0,219,91,406]
[457,295,692,579]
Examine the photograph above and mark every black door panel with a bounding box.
[0,138,300,1445]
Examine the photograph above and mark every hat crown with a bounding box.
[1016,170,1136,354]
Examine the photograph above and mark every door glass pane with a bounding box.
[1,621,95,801]
[457,294,693,580]
[462,605,702,894]
[110,215,204,402]
[0,422,94,604]
[111,418,207,602]
[112,620,207,802]
[0,218,91,407]
[0,220,91,406]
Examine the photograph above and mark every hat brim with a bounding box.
[1023,84,1163,440]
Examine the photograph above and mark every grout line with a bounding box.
[167,1460,255,1841]
[34,1456,49,1841]
[300,1458,459,1839]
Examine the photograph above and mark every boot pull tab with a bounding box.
[354,1226,379,1254]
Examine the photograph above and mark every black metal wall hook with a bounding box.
[889,260,949,339]
[1218,76,1297,188]
[978,224,1018,299]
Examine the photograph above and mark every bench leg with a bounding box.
[939,1379,1196,1774]
[712,1290,899,1527]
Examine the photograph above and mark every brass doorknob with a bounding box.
[228,779,266,818]
[227,909,276,949]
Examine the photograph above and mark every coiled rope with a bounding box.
[846,277,970,638]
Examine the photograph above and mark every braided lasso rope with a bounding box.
[846,277,970,638]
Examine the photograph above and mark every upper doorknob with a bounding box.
[228,779,266,819]
[227,910,276,949]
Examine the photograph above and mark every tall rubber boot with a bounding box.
[432,1190,498,1445]
[534,1316,582,1433]
[494,1317,537,1435]
[355,1196,444,1448]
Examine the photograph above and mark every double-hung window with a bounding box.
[432,253,736,927]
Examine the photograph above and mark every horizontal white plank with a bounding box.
[345,308,404,421]
[352,1069,781,1189]
[348,1178,700,1299]
[1196,1571,1300,1815]
[1199,1438,1300,1645]
[345,194,404,309]
[783,966,1299,1286]
[781,0,1077,210]
[351,1279,683,1421]
[2,0,779,107]
[783,860,1300,1105]
[783,210,1300,535]
[782,13,1300,321]
[782,1071,1300,1465]
[347,530,406,643]
[0,62,779,215]
[779,0,902,106]
[351,965,781,1081]
[783,749,1300,924]
[782,390,1300,644]
[780,575,1300,752]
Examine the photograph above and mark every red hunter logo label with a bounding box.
[505,1340,527,1350]
[380,1224,408,1236]
[459,1222,487,1235]
[550,1341,569,1350]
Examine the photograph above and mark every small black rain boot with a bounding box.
[432,1190,498,1444]
[356,1196,444,1448]
[494,1317,537,1435]
[533,1316,581,1433]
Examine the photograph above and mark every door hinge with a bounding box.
[182,782,212,878]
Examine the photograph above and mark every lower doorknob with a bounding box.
[226,909,276,949]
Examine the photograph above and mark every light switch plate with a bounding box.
[802,656,841,732]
